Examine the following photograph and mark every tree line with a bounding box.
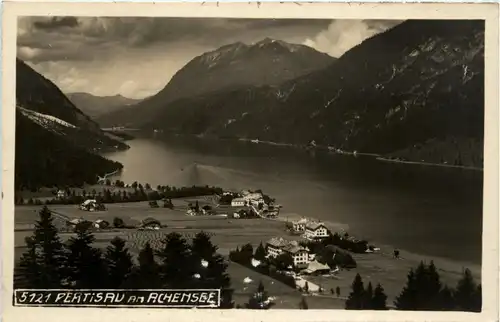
[344,261,481,311]
[16,184,223,206]
[16,206,233,308]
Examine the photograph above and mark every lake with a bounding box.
[101,135,483,266]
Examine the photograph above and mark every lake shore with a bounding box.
[14,200,481,309]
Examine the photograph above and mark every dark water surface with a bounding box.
[102,135,483,265]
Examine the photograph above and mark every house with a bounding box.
[266,237,311,267]
[292,218,308,232]
[303,222,330,239]
[141,217,161,230]
[302,260,331,275]
[282,244,310,267]
[93,219,110,229]
[266,237,289,258]
[57,190,67,199]
[231,198,247,207]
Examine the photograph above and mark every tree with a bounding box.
[304,281,309,293]
[395,267,419,310]
[363,282,374,309]
[254,242,267,262]
[274,252,294,271]
[18,206,65,288]
[105,179,111,186]
[64,222,107,288]
[439,285,456,310]
[104,237,134,288]
[127,242,161,288]
[345,274,365,309]
[371,283,388,310]
[299,296,309,309]
[157,232,194,288]
[454,268,479,312]
[425,261,443,310]
[239,243,254,265]
[113,217,125,228]
[191,232,233,308]
[336,286,341,297]
[245,282,273,309]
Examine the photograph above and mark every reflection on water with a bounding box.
[102,135,483,265]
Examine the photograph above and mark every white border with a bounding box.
[2,3,499,322]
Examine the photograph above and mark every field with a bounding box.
[14,198,481,309]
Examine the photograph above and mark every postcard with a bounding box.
[2,2,499,322]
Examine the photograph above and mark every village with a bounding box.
[15,182,470,309]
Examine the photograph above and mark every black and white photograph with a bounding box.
[2,2,499,319]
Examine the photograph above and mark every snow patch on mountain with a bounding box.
[18,106,78,130]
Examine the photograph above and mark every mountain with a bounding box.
[66,92,141,119]
[15,59,127,189]
[96,38,336,127]
[140,20,485,168]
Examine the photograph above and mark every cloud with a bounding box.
[303,19,403,58]
[33,17,79,30]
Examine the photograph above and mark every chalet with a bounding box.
[292,218,308,232]
[282,244,309,267]
[302,260,331,275]
[303,222,330,239]
[141,217,161,230]
[93,219,110,229]
[231,198,247,207]
[266,237,289,258]
[266,237,311,267]
[57,190,67,199]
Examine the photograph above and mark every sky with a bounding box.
[17,17,402,99]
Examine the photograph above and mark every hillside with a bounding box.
[15,59,127,189]
[67,92,141,119]
[96,38,335,127]
[141,20,484,168]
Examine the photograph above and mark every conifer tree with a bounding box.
[425,261,443,310]
[254,242,267,262]
[104,237,134,288]
[246,281,272,309]
[18,206,65,288]
[130,242,161,288]
[371,283,388,310]
[454,268,479,312]
[191,231,233,308]
[363,282,374,309]
[439,285,456,310]
[64,223,106,288]
[394,268,419,310]
[157,232,194,288]
[345,273,365,309]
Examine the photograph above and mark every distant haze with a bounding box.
[17,17,401,99]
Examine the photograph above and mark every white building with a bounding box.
[266,237,311,267]
[57,190,67,199]
[292,218,308,232]
[231,198,247,207]
[303,222,330,239]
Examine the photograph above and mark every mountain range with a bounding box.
[96,38,336,127]
[16,59,127,190]
[98,20,484,168]
[66,92,141,119]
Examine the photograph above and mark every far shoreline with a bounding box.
[129,132,484,173]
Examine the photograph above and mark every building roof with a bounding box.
[282,244,308,254]
[305,222,327,231]
[81,199,97,206]
[293,218,308,225]
[266,237,289,248]
[231,198,246,203]
[304,260,330,273]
